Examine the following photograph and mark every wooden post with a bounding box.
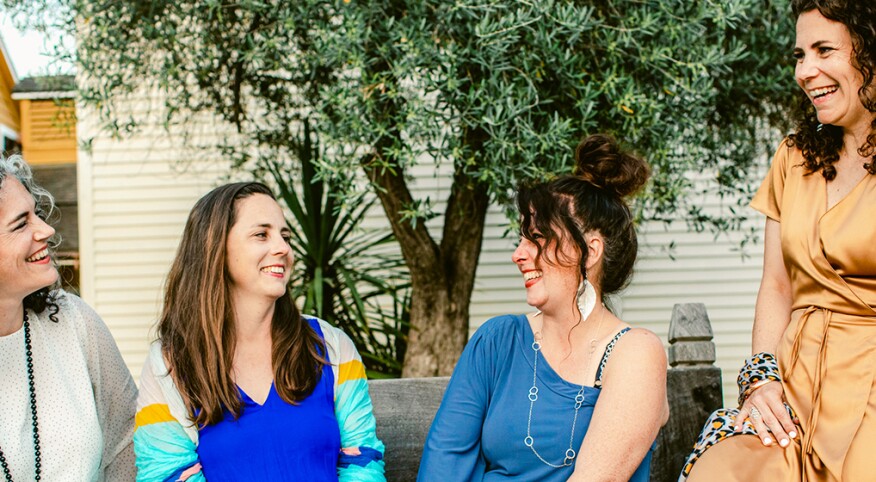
[650,303,723,482]
[668,303,717,367]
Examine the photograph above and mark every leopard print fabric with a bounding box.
[737,352,781,406]
[677,403,798,481]
[678,352,792,481]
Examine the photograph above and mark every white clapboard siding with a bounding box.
[79,90,769,406]
[77,96,237,380]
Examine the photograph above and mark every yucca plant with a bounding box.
[265,122,410,378]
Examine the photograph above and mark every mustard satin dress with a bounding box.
[687,140,876,481]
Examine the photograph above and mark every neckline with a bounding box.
[0,323,24,340]
[0,309,28,339]
[823,168,871,214]
[238,381,275,408]
[517,314,602,394]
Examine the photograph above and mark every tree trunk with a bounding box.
[363,157,490,377]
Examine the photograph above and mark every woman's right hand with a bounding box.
[734,381,798,448]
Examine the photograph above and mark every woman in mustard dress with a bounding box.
[681,0,876,480]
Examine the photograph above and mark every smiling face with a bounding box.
[225,193,293,305]
[794,9,871,131]
[512,228,582,314]
[0,176,58,303]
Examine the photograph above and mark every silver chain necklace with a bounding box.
[524,304,605,468]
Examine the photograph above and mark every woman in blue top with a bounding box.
[419,134,669,482]
[133,182,385,481]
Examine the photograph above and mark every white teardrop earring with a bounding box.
[576,277,597,320]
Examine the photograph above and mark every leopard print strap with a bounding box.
[593,327,631,388]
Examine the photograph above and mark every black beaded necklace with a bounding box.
[0,312,42,481]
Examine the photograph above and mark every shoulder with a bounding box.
[774,138,805,171]
[457,314,526,367]
[306,315,351,346]
[304,315,360,363]
[608,327,666,372]
[48,290,111,337]
[599,326,670,425]
[472,313,525,340]
[145,340,170,377]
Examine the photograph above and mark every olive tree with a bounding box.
[3,0,797,376]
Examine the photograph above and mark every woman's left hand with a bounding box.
[734,381,798,447]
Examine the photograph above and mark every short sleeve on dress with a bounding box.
[750,139,794,221]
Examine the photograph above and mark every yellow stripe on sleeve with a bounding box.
[337,360,366,385]
[136,403,177,428]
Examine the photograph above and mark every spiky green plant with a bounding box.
[265,122,409,378]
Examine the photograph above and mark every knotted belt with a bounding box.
[784,305,828,458]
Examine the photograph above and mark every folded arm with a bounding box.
[134,347,205,482]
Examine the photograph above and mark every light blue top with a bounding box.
[418,314,654,482]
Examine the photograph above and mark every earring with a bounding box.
[817,123,825,132]
[576,277,598,320]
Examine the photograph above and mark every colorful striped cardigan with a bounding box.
[133,316,386,482]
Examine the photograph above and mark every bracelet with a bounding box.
[737,352,781,407]
[740,378,776,404]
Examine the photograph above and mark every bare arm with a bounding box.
[734,217,798,447]
[751,218,792,353]
[567,329,668,482]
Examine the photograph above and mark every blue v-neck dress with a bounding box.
[197,318,342,482]
[418,314,654,482]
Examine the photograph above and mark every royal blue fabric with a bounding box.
[418,314,654,482]
[197,319,342,481]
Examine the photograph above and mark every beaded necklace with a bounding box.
[0,312,43,481]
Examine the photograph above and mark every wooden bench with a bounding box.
[369,303,723,482]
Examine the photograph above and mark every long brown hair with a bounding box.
[158,182,326,427]
[787,0,876,179]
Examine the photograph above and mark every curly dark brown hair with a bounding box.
[517,134,650,298]
[787,0,876,180]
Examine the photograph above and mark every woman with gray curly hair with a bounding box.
[0,155,137,481]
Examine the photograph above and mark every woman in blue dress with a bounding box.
[133,182,385,481]
[418,134,668,482]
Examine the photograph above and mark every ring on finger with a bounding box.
[750,407,762,421]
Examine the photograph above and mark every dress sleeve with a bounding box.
[750,139,793,222]
[417,323,495,482]
[70,294,139,482]
[134,344,205,482]
[327,326,387,482]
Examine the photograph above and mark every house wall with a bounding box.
[77,97,237,378]
[78,95,768,406]
[0,61,19,135]
[20,98,77,165]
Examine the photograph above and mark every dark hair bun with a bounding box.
[574,133,650,198]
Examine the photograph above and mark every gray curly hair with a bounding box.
[0,155,57,219]
[0,154,61,318]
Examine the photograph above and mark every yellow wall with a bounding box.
[20,98,77,165]
[0,66,19,133]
